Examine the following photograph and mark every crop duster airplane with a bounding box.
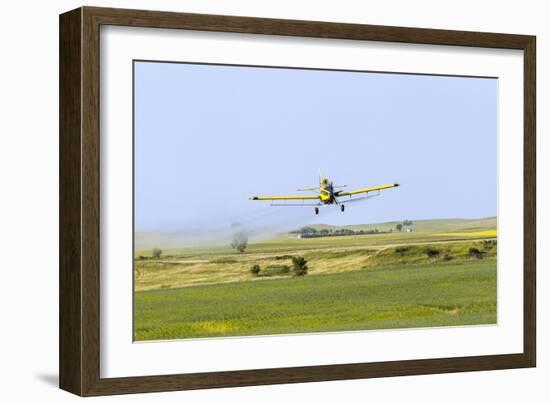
[249,173,400,214]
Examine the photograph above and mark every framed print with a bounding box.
[59,6,536,396]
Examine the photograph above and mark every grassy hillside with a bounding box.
[133,217,497,340]
[135,258,496,341]
[306,216,496,233]
[135,238,496,291]
[135,217,496,258]
[134,217,496,254]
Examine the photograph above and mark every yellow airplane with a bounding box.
[249,173,400,214]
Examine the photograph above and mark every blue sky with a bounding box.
[134,61,497,231]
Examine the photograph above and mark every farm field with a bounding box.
[134,217,497,341]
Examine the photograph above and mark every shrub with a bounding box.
[395,246,411,255]
[469,247,483,259]
[442,253,453,261]
[152,248,162,259]
[482,240,497,250]
[250,264,261,276]
[425,247,440,258]
[291,256,308,276]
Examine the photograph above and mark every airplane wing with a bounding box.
[337,182,400,197]
[249,195,320,201]
[338,194,380,204]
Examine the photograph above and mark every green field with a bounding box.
[134,217,497,341]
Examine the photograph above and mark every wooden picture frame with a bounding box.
[59,6,536,396]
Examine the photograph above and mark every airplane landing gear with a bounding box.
[314,207,319,215]
[340,204,345,212]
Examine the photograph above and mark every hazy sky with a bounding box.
[134,61,497,231]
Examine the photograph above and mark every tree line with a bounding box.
[290,226,392,238]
